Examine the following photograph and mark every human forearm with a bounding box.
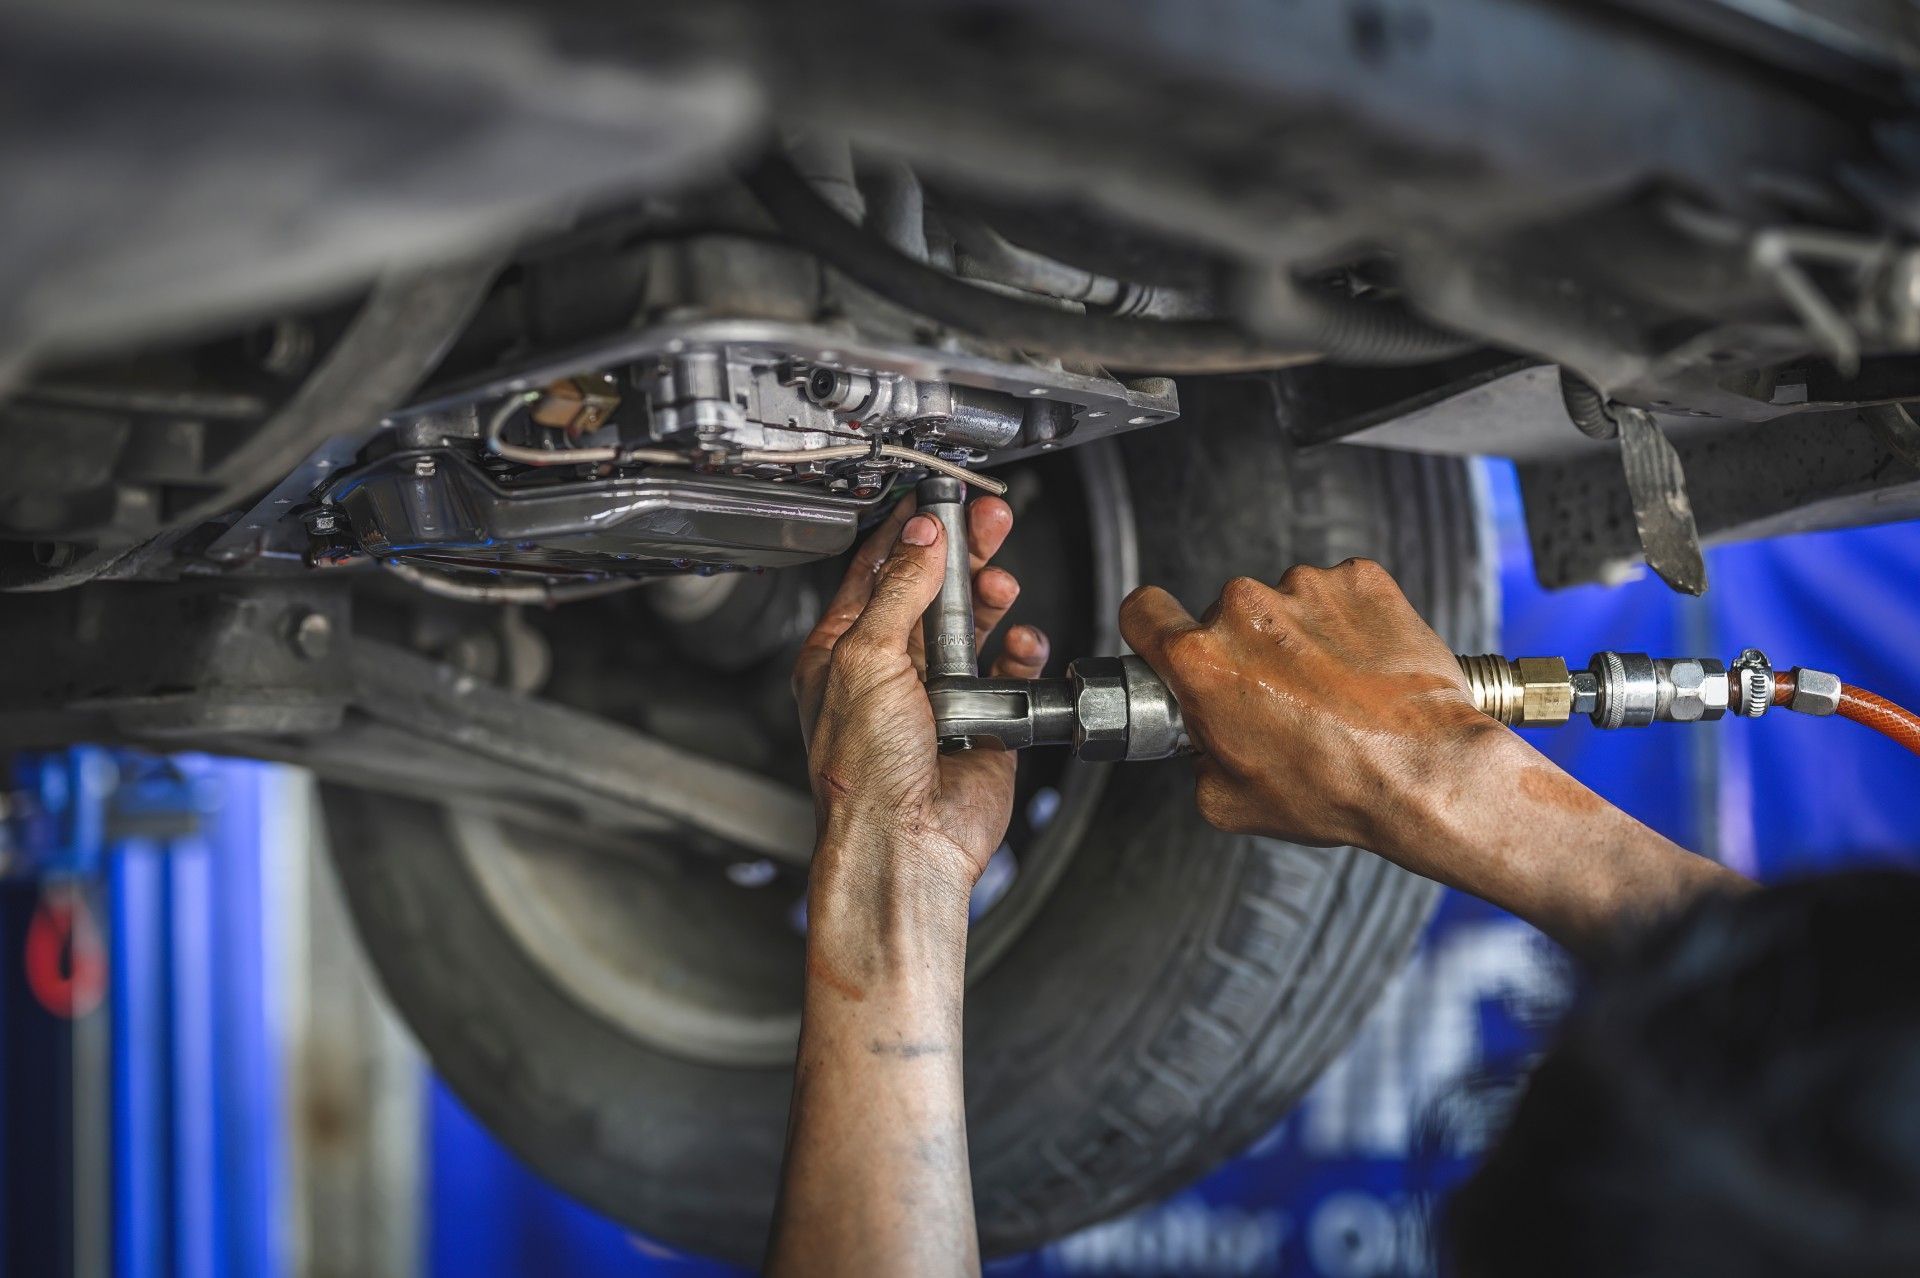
[771,493,1040,1272]
[1118,566,1751,958]
[767,836,979,1278]
[1362,728,1751,954]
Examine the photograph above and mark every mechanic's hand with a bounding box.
[1120,561,1499,856]
[794,495,1049,894]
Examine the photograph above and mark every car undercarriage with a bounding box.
[5,0,1919,1260]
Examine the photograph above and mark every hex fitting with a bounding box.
[1063,656,1188,762]
[1589,652,1729,727]
[1570,670,1600,717]
[1730,648,1774,718]
[1654,657,1729,723]
[1456,655,1573,726]
[1786,667,1842,716]
[1067,657,1131,762]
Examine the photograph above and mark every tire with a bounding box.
[323,382,1494,1263]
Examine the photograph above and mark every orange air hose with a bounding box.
[1773,670,1920,757]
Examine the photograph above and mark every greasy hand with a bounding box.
[1120,560,1499,857]
[794,495,1050,893]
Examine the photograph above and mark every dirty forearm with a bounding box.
[1362,728,1752,955]
[1116,565,1749,957]
[766,834,980,1278]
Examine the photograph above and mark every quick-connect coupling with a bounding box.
[1457,651,1730,727]
[1591,653,1730,727]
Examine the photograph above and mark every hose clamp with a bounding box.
[1730,648,1773,718]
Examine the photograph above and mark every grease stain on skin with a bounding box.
[808,951,866,1002]
[1519,766,1607,816]
[868,1039,948,1059]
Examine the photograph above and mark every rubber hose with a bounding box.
[745,155,1477,371]
[1836,685,1920,756]
[1559,368,1620,440]
[1772,671,1920,756]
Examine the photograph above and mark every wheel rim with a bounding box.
[456,444,1136,1066]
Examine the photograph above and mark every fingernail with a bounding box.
[900,515,938,546]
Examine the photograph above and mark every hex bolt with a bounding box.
[413,456,437,478]
[289,611,334,661]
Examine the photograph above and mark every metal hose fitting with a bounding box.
[1455,647,1920,758]
[1459,651,1728,728]
[1457,654,1519,723]
[1456,655,1574,726]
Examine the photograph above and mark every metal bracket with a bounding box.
[1615,404,1707,595]
[0,583,816,867]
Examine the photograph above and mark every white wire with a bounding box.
[485,394,620,466]
[735,444,1009,495]
[485,394,1008,494]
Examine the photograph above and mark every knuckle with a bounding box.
[1278,563,1322,593]
[1219,575,1270,611]
[1338,556,1390,586]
